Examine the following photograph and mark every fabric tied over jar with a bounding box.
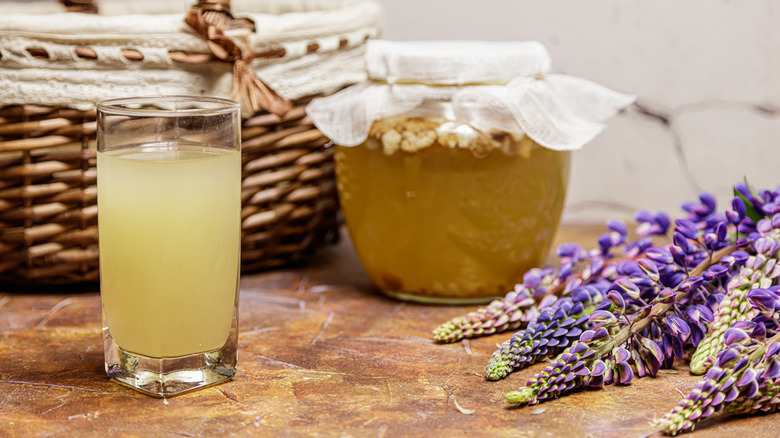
[307,40,634,304]
[307,40,635,150]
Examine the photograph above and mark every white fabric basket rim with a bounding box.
[0,0,383,110]
[0,0,380,47]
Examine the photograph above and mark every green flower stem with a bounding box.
[613,246,737,352]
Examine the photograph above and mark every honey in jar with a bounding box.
[307,40,633,303]
[336,113,570,303]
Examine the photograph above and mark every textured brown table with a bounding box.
[1,226,779,437]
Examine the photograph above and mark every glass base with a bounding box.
[103,331,237,398]
[380,289,501,305]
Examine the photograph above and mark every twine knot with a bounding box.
[184,0,292,117]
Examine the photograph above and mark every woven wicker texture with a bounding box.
[0,0,380,284]
[0,99,339,283]
[0,100,339,284]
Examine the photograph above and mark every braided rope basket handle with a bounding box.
[56,0,292,117]
[60,0,98,14]
[183,0,293,116]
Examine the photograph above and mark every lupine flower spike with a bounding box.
[690,235,780,374]
[434,223,630,343]
[435,180,780,432]
[506,243,737,407]
[485,286,603,380]
[658,328,780,435]
[432,268,557,343]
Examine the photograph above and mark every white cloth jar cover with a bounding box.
[306,40,635,151]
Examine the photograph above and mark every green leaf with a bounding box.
[744,176,759,197]
[734,181,762,223]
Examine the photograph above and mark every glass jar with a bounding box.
[334,103,570,303]
[307,40,633,304]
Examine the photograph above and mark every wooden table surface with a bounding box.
[2,226,779,437]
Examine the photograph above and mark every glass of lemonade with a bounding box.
[96,96,241,397]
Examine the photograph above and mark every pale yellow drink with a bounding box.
[98,144,240,359]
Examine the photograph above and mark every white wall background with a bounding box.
[2,0,777,224]
[377,0,780,224]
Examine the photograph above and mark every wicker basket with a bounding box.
[0,0,382,284]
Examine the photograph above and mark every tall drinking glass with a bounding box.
[96,96,241,397]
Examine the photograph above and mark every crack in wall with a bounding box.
[633,99,780,122]
[673,100,780,118]
[632,99,701,195]
[571,98,780,222]
[630,98,780,195]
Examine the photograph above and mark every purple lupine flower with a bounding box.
[771,213,780,230]
[613,278,641,301]
[506,333,616,406]
[589,310,618,327]
[598,229,627,256]
[735,182,761,213]
[624,237,654,258]
[702,221,730,251]
[654,288,676,304]
[434,266,566,342]
[449,182,780,418]
[557,263,574,282]
[556,242,587,266]
[725,209,740,225]
[716,221,728,241]
[732,196,747,220]
[686,304,714,325]
[617,260,656,288]
[660,328,780,436]
[748,288,779,318]
[523,269,542,289]
[690,234,780,374]
[646,247,674,265]
[739,217,757,233]
[657,347,744,435]
[673,232,697,256]
[669,244,688,268]
[675,219,699,240]
[613,347,634,384]
[703,264,728,281]
[757,218,773,235]
[581,258,604,283]
[665,315,691,342]
[606,291,626,314]
[748,187,780,217]
[723,327,750,346]
[485,287,604,381]
[637,258,661,282]
[635,210,671,236]
[607,218,628,236]
[728,250,751,266]
[644,246,689,288]
[677,275,703,293]
[682,192,726,230]
[635,336,664,377]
